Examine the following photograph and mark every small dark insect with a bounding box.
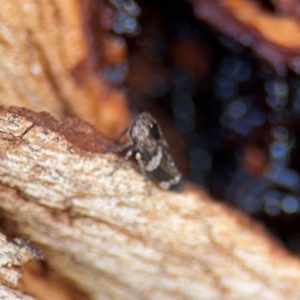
[106,112,184,193]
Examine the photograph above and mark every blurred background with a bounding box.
[3,0,298,254]
[2,1,300,298]
[102,0,300,253]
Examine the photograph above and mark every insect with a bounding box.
[106,112,184,193]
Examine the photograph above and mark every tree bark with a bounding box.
[1,0,300,299]
[0,107,300,299]
[0,233,40,300]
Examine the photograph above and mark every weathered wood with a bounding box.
[0,107,300,299]
[0,233,39,300]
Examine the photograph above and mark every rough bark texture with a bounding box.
[0,107,300,299]
[0,233,40,300]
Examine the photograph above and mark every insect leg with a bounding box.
[105,141,133,154]
[114,127,128,143]
[135,152,151,196]
[108,147,134,175]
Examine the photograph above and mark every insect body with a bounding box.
[106,112,184,192]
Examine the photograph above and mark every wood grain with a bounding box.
[0,233,40,300]
[0,107,299,299]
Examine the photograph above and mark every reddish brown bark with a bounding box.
[0,107,300,299]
